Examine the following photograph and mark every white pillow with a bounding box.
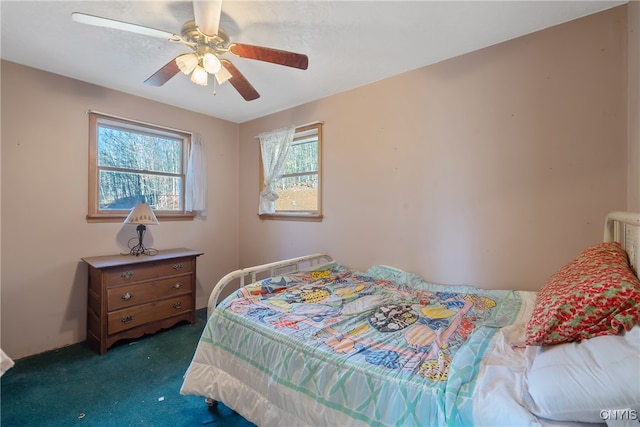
[524,326,640,423]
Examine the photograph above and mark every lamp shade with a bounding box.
[202,52,221,74]
[191,65,208,86]
[176,53,198,75]
[215,65,232,85]
[124,203,159,225]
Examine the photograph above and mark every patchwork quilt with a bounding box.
[181,263,527,426]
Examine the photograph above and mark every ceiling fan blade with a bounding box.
[144,58,181,86]
[193,0,222,37]
[220,60,260,101]
[230,43,308,70]
[71,12,180,41]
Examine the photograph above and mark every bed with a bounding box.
[181,211,640,426]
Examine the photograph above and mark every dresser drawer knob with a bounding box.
[121,271,134,279]
[122,315,133,324]
[121,292,134,301]
[172,282,183,290]
[173,302,182,309]
[173,263,184,271]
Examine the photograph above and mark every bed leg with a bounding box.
[205,398,219,409]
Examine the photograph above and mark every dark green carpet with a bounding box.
[1,309,255,427]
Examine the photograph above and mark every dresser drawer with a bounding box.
[108,294,193,334]
[107,275,193,310]
[104,257,195,286]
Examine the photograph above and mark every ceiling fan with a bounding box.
[71,0,308,101]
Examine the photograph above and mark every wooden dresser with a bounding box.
[82,248,203,355]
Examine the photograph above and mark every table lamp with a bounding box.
[123,202,159,256]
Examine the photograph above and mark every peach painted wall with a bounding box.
[1,61,240,358]
[238,6,629,291]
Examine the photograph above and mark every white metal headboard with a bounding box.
[207,253,334,317]
[604,211,640,276]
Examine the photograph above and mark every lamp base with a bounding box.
[123,224,159,257]
[126,244,159,257]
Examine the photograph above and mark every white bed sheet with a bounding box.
[471,291,607,427]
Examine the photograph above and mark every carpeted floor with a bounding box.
[1,309,255,427]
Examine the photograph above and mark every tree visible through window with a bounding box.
[88,113,192,221]
[260,123,322,219]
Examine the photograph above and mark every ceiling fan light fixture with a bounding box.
[202,52,221,74]
[176,53,198,75]
[215,65,232,85]
[191,65,208,86]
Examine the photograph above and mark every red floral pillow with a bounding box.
[525,242,640,346]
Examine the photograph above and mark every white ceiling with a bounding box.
[0,1,626,123]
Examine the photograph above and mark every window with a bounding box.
[259,123,322,219]
[88,112,193,222]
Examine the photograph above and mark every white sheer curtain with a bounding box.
[258,126,296,214]
[186,133,207,217]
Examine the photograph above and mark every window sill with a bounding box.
[87,213,195,223]
[258,212,323,222]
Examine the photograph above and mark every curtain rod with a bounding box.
[86,110,193,136]
[254,120,324,139]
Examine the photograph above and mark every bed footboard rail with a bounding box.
[207,253,334,316]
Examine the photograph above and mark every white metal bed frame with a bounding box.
[604,211,640,275]
[198,211,640,414]
[207,253,334,315]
